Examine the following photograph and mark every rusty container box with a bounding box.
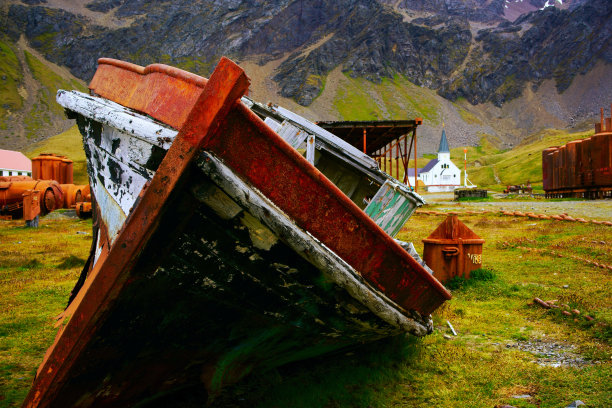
[564,142,577,189]
[591,132,612,188]
[422,216,484,283]
[580,137,593,186]
[557,145,566,190]
[542,147,557,191]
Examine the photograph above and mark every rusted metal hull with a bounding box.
[23,57,449,407]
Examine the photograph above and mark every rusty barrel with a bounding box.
[422,215,484,283]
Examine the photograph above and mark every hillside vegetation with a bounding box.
[333,74,442,125]
[0,36,86,151]
[451,129,594,191]
[0,39,23,130]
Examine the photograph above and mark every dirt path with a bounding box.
[422,192,612,221]
[2,36,39,150]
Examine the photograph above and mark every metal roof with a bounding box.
[0,149,31,171]
[438,129,450,153]
[420,158,439,173]
[317,119,422,155]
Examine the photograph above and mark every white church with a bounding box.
[406,127,462,192]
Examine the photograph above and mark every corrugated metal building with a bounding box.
[0,149,32,177]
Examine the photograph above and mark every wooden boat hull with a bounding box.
[23,57,449,407]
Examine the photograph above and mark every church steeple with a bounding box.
[437,124,450,161]
[438,125,450,153]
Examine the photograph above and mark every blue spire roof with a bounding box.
[438,128,450,153]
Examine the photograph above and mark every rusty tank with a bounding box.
[543,105,612,198]
[31,154,74,185]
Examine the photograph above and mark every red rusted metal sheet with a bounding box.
[541,147,557,192]
[422,216,484,283]
[22,189,41,227]
[89,58,208,130]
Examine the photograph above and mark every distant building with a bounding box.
[0,149,32,177]
[405,128,461,192]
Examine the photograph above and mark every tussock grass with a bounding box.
[1,211,610,407]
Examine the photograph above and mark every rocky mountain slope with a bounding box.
[0,0,610,153]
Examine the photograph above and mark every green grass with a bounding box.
[333,73,441,123]
[0,39,23,129]
[24,51,86,117]
[24,125,88,184]
[1,209,610,407]
[0,217,92,407]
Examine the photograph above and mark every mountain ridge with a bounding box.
[0,0,610,153]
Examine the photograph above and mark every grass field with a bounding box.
[0,215,91,407]
[0,204,610,407]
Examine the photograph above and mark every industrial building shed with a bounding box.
[0,149,32,177]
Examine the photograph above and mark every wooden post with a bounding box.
[363,128,367,154]
[384,147,387,172]
[404,132,407,182]
[396,152,399,180]
[413,128,418,192]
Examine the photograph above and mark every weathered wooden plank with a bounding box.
[270,104,378,170]
[277,120,307,150]
[306,134,316,164]
[85,139,149,223]
[57,90,177,148]
[197,151,432,336]
[263,117,281,132]
[364,180,422,237]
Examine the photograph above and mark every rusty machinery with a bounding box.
[503,183,533,195]
[0,179,64,223]
[543,105,612,198]
[0,154,92,224]
[32,153,74,184]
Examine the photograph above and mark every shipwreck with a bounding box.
[23,57,450,407]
